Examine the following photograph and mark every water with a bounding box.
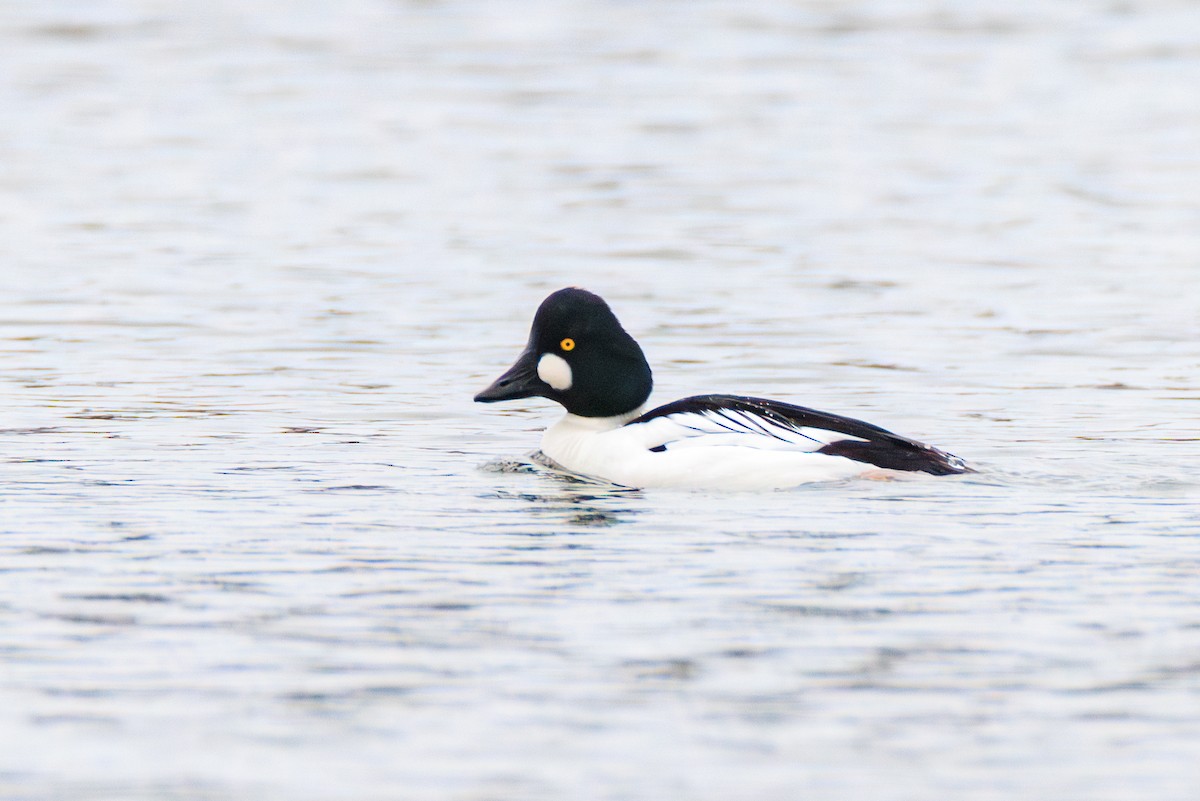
[2,1,1199,798]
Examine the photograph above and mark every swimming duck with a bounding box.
[475,288,970,489]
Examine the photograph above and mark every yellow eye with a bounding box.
[560,338,575,352]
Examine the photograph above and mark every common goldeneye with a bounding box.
[475,288,970,489]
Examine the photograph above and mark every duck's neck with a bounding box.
[557,406,645,432]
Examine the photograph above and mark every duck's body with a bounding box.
[476,288,970,490]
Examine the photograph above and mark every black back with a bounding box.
[628,394,971,476]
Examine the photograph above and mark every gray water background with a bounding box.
[1,1,1199,799]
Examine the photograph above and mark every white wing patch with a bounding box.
[627,407,867,453]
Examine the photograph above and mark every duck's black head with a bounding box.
[474,288,653,418]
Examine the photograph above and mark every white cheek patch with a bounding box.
[537,353,573,391]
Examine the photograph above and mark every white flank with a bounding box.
[537,353,573,391]
[540,412,867,490]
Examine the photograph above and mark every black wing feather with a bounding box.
[627,394,970,476]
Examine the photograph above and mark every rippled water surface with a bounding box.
[2,1,1199,799]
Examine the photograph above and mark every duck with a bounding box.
[474,288,971,490]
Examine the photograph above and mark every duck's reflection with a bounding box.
[481,451,642,528]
